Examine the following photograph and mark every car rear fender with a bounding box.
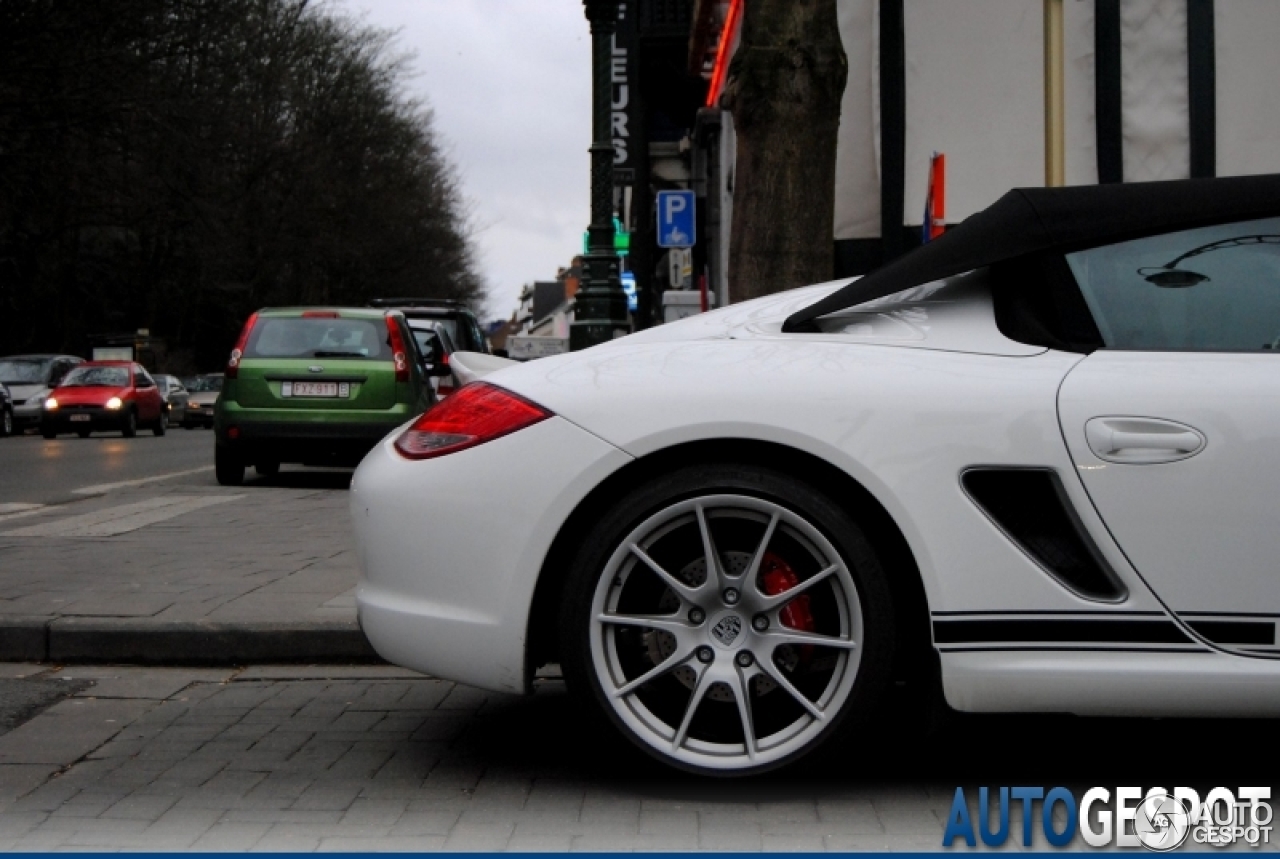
[449,351,518,386]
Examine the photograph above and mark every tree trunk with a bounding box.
[721,0,847,303]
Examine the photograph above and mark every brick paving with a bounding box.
[0,664,964,851]
[0,664,1277,851]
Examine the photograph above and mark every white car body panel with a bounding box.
[352,275,1280,714]
[352,416,632,694]
[449,351,519,386]
[944,650,1280,716]
[1058,350,1280,624]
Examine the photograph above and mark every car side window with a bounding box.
[1066,216,1280,352]
[50,360,71,386]
[136,370,155,388]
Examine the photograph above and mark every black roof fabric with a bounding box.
[783,173,1280,332]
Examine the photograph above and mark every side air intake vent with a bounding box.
[962,468,1127,602]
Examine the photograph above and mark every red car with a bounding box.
[40,361,168,439]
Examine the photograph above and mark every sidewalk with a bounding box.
[0,480,377,664]
[0,663,955,851]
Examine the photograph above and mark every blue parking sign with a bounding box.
[656,190,695,248]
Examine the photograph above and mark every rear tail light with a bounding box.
[226,312,259,379]
[385,315,409,383]
[394,383,551,460]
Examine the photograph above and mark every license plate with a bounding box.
[70,414,90,422]
[283,381,346,398]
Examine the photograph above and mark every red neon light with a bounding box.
[705,0,743,108]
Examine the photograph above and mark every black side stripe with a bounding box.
[934,619,1192,645]
[934,618,1276,647]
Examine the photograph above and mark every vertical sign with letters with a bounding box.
[612,1,637,185]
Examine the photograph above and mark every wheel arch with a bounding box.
[525,437,934,688]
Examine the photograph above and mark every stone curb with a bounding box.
[0,616,382,665]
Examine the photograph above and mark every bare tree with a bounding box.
[721,0,847,302]
[0,0,482,370]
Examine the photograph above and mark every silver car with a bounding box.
[0,354,83,431]
[180,373,222,429]
[153,375,190,426]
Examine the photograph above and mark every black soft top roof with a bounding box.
[783,173,1280,332]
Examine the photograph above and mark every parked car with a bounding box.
[182,373,223,429]
[0,383,13,437]
[41,361,167,438]
[0,354,83,431]
[367,298,490,355]
[351,174,1280,776]
[214,308,434,486]
[406,321,459,399]
[153,374,190,425]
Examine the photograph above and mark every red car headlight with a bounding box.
[393,383,551,461]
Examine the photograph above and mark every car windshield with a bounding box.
[244,318,388,360]
[0,359,51,384]
[187,375,223,392]
[60,366,129,387]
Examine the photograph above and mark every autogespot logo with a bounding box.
[943,786,1272,850]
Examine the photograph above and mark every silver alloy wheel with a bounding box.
[2,408,10,436]
[590,494,864,771]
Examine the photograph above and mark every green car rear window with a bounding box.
[245,317,389,360]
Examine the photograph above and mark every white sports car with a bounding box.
[351,175,1280,775]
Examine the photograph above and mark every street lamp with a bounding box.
[1138,234,1280,288]
[571,0,631,351]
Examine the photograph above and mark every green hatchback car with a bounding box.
[214,308,437,486]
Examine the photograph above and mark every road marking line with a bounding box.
[71,466,215,496]
[0,503,47,524]
[0,503,43,515]
[0,494,243,538]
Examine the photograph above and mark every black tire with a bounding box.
[40,426,56,439]
[558,463,896,777]
[0,407,12,437]
[254,460,280,478]
[121,409,137,438]
[215,446,244,486]
[76,428,91,439]
[204,420,214,430]
[153,411,167,437]
[183,424,195,430]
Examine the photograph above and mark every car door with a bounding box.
[134,369,160,421]
[1056,217,1280,641]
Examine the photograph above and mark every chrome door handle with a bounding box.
[1084,417,1206,464]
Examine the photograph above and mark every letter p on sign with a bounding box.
[657,189,695,248]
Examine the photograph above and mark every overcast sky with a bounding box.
[338,1,592,320]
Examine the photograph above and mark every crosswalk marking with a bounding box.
[0,502,47,523]
[0,495,243,538]
[0,502,44,516]
[72,466,215,496]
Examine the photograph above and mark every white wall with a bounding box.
[1215,0,1280,178]
[831,0,1280,240]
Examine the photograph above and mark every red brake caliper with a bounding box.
[760,551,816,662]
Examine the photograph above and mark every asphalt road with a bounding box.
[0,425,355,508]
[0,423,229,508]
